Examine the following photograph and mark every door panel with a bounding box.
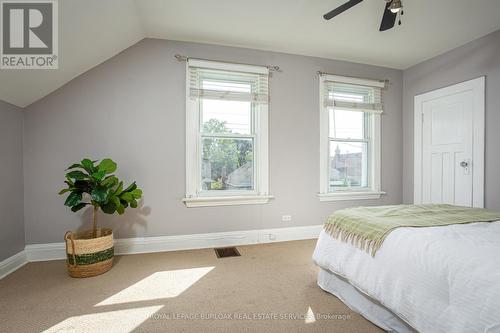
[430,153,443,203]
[431,102,463,145]
[441,152,454,204]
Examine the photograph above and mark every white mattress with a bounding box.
[312,221,500,333]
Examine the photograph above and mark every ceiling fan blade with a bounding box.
[379,1,397,31]
[323,0,363,20]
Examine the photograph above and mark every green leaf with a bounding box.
[66,163,83,170]
[120,192,134,203]
[101,176,118,187]
[73,180,90,192]
[112,195,120,204]
[66,170,87,180]
[109,195,121,211]
[58,188,70,195]
[71,202,88,212]
[100,201,117,214]
[131,188,142,199]
[65,177,74,186]
[91,170,106,181]
[116,204,125,215]
[98,159,117,174]
[115,181,123,194]
[91,186,109,203]
[64,192,82,207]
[130,199,138,208]
[123,182,137,193]
[81,159,96,173]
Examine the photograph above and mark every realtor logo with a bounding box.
[1,0,58,69]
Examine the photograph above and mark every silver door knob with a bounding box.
[460,161,469,168]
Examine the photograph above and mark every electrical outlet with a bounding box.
[281,215,292,222]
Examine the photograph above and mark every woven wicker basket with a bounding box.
[65,228,114,278]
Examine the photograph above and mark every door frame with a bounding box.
[414,77,485,207]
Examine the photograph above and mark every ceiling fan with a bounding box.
[323,0,404,31]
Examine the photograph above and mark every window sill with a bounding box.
[182,195,274,208]
[317,191,386,202]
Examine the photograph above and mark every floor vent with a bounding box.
[214,247,241,258]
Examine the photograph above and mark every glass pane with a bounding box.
[329,109,364,139]
[329,141,368,191]
[202,99,251,135]
[201,137,254,191]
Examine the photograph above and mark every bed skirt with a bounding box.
[317,268,416,333]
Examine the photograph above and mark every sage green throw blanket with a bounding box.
[324,204,500,256]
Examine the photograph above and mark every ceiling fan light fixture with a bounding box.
[389,0,403,13]
[324,0,402,32]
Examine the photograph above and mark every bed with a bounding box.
[312,205,500,333]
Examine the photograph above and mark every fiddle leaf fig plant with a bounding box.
[59,158,142,237]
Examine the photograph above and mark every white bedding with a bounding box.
[312,221,500,333]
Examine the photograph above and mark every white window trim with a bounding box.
[318,75,385,201]
[182,195,274,208]
[317,191,386,202]
[183,60,272,207]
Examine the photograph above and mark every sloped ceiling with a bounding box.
[0,0,143,107]
[2,0,500,107]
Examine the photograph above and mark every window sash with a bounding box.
[328,111,371,192]
[199,98,255,136]
[197,95,257,195]
[329,108,370,141]
[199,135,257,195]
[328,139,370,191]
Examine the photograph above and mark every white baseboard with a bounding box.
[0,250,28,279]
[25,243,66,262]
[24,224,323,262]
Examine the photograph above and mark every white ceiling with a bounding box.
[2,0,500,107]
[0,0,143,108]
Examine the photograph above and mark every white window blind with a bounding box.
[188,63,269,104]
[323,80,383,113]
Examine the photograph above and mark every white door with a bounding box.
[414,77,485,207]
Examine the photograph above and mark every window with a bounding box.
[183,59,272,207]
[318,74,385,201]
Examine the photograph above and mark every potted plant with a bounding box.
[59,158,142,278]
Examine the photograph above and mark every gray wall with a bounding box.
[402,29,500,209]
[23,38,403,244]
[0,101,24,261]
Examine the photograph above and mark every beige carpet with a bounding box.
[0,239,382,333]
